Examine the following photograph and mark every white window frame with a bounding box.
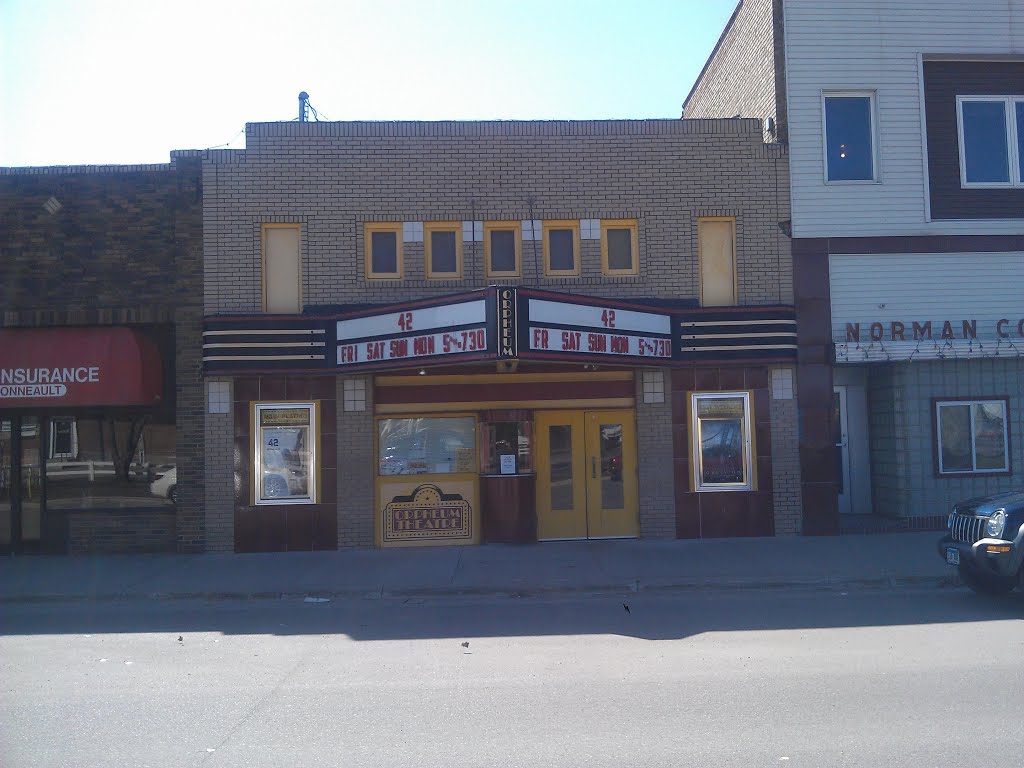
[935,399,1010,476]
[253,401,318,506]
[690,391,754,492]
[821,90,879,184]
[48,418,78,460]
[956,95,1024,189]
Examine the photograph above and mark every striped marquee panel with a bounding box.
[675,307,798,363]
[203,317,330,374]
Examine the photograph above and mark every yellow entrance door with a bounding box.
[535,410,638,540]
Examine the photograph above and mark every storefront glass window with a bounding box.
[378,417,476,475]
[1,419,12,548]
[254,403,317,505]
[479,420,533,475]
[32,417,176,510]
[691,392,753,492]
[936,399,1009,475]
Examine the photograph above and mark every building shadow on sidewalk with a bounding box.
[2,586,1021,641]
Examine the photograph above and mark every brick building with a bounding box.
[0,159,205,554]
[199,118,817,552]
[685,0,1024,526]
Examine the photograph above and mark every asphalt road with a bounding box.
[2,587,1022,768]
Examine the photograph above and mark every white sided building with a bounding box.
[685,0,1024,527]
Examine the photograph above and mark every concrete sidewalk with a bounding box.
[0,531,955,604]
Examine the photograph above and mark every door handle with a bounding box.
[592,456,597,479]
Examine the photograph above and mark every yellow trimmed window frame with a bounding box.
[542,220,581,277]
[424,221,463,279]
[697,216,737,307]
[600,219,639,276]
[262,223,302,313]
[483,221,521,278]
[364,222,404,280]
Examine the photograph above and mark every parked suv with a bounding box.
[938,489,1024,595]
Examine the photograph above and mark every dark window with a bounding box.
[824,94,875,181]
[430,230,457,274]
[548,229,575,272]
[606,229,633,271]
[1017,102,1024,180]
[489,230,516,274]
[371,231,397,274]
[960,100,1010,183]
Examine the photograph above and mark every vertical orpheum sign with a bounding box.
[497,287,518,358]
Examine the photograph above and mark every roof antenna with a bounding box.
[299,92,310,122]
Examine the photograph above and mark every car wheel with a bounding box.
[263,473,289,498]
[168,486,178,505]
[958,562,1017,596]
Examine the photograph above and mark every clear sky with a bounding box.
[0,0,737,167]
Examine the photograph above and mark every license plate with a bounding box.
[946,547,960,565]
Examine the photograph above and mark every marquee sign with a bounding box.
[202,288,799,374]
[336,292,493,371]
[518,289,674,364]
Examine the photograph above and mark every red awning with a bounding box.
[0,327,162,409]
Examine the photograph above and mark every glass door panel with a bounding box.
[0,419,12,549]
[585,411,638,539]
[834,387,851,516]
[535,411,586,540]
[536,410,638,541]
[20,417,42,542]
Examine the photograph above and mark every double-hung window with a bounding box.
[822,92,878,182]
[935,399,1010,475]
[957,96,1024,187]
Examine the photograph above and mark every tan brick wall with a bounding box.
[1,158,206,554]
[202,119,791,315]
[769,367,802,535]
[201,119,794,547]
[635,371,675,538]
[337,377,376,548]
[204,378,235,552]
[683,0,788,143]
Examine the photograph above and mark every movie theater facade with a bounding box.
[199,119,826,553]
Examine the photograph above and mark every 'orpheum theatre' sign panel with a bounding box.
[380,482,478,546]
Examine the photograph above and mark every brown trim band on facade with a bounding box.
[791,237,840,536]
[922,59,1024,220]
[824,234,1024,254]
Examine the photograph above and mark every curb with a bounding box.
[0,574,957,605]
